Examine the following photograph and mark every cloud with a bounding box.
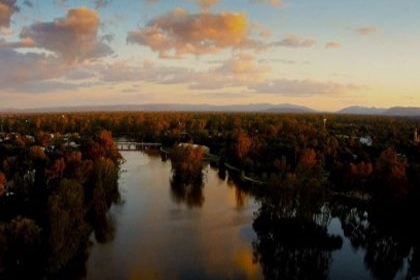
[355,26,377,36]
[0,7,114,89]
[249,79,361,96]
[0,37,35,48]
[325,41,341,49]
[252,0,282,6]
[272,33,315,48]
[10,80,79,93]
[127,8,262,58]
[0,48,68,88]
[19,7,113,62]
[0,0,19,28]
[214,54,268,74]
[190,53,270,89]
[0,27,10,34]
[100,61,194,84]
[65,69,96,80]
[259,30,271,38]
[99,54,270,90]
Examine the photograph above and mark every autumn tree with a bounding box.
[375,147,408,197]
[295,148,323,182]
[235,131,252,161]
[0,171,6,196]
[45,158,66,180]
[170,144,205,183]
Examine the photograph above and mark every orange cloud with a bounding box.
[0,0,19,28]
[191,54,271,89]
[214,53,270,75]
[20,7,112,62]
[325,41,341,49]
[272,33,315,48]
[127,8,261,58]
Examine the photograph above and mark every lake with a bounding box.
[84,151,415,280]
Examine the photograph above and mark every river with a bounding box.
[84,151,415,280]
[86,151,261,280]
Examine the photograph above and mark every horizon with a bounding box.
[1,0,419,110]
[2,102,419,115]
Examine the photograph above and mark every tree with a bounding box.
[47,179,89,273]
[45,158,66,180]
[375,147,408,196]
[0,171,6,196]
[170,144,205,183]
[235,131,252,161]
[29,146,47,161]
[295,148,323,184]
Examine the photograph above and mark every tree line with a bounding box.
[2,112,420,198]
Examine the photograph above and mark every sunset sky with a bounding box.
[0,0,419,111]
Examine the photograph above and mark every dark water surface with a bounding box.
[84,151,413,280]
[86,151,261,280]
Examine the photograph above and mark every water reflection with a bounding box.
[330,197,420,280]
[170,178,204,208]
[253,216,342,280]
[251,176,420,280]
[252,182,342,280]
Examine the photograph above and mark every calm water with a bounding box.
[86,151,261,280]
[84,151,413,280]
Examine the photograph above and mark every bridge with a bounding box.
[117,141,162,151]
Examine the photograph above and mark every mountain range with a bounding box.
[1,104,420,116]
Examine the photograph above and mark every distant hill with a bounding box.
[266,104,316,113]
[337,106,386,115]
[338,106,420,116]
[384,107,420,116]
[2,104,420,116]
[0,103,317,113]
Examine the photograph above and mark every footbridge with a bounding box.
[117,141,162,151]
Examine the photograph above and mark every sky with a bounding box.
[0,0,419,111]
